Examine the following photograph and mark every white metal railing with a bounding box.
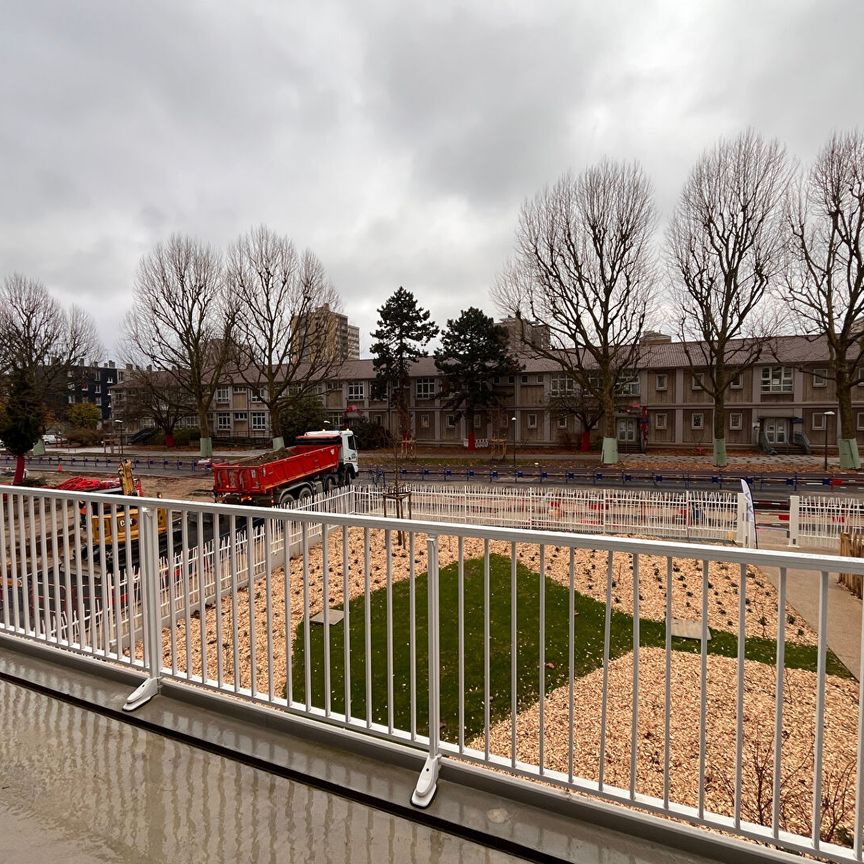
[2,483,864,862]
[290,483,741,543]
[790,495,864,549]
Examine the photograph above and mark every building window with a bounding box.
[813,369,828,388]
[233,385,247,396]
[858,412,864,432]
[67,395,74,404]
[216,413,231,431]
[251,412,267,432]
[691,373,704,391]
[94,385,101,395]
[233,412,247,423]
[326,379,341,392]
[557,416,567,429]
[415,378,436,400]
[655,413,668,430]
[251,388,264,403]
[216,387,230,404]
[812,412,826,431]
[527,413,538,429]
[347,381,365,401]
[521,374,529,384]
[655,374,668,392]
[729,373,742,389]
[729,412,743,431]
[473,414,483,429]
[446,415,456,429]
[420,415,430,429]
[761,367,793,394]
[616,371,640,397]
[107,377,114,384]
[549,374,576,397]
[691,412,704,430]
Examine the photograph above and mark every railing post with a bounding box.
[789,495,800,547]
[412,535,441,808]
[123,506,162,711]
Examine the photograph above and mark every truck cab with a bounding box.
[293,429,359,481]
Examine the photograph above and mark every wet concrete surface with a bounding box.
[0,678,523,864]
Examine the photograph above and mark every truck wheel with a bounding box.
[322,476,335,494]
[297,487,313,504]
[278,489,295,507]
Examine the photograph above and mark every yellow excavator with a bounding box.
[58,460,169,550]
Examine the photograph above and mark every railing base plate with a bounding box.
[123,677,159,712]
[411,754,440,808]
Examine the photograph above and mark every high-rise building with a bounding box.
[290,304,361,363]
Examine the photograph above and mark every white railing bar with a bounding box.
[598,549,613,791]
[734,561,746,829]
[663,556,672,810]
[483,539,491,763]
[773,567,787,841]
[363,526,372,729]
[323,518,331,718]
[456,536,467,754]
[264,517,274,703]
[812,570,829,849]
[9,485,864,576]
[567,547,575,785]
[630,552,640,801]
[539,543,546,776]
[698,559,709,820]
[342,524,352,725]
[510,541,517,771]
[386,528,394,736]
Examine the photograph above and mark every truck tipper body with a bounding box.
[211,430,359,506]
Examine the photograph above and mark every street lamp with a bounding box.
[114,419,124,456]
[823,411,835,472]
[511,415,517,475]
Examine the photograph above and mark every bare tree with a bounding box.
[123,235,236,458]
[495,160,656,464]
[226,225,341,449]
[786,131,864,469]
[0,273,100,482]
[117,368,196,447]
[668,130,790,467]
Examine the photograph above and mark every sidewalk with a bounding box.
[758,526,862,677]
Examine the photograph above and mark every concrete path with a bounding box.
[758,526,862,677]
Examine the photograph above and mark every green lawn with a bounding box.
[291,555,850,740]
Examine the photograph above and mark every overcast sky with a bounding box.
[1,0,862,359]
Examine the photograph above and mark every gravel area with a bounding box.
[469,649,859,843]
[160,529,817,695]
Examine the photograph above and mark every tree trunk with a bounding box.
[12,455,25,485]
[600,391,618,465]
[580,428,591,451]
[270,403,285,451]
[836,369,861,469]
[165,433,175,448]
[712,398,727,467]
[198,406,213,458]
[466,409,476,451]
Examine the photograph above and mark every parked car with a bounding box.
[42,434,63,445]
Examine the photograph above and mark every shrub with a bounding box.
[65,427,102,446]
[350,418,393,450]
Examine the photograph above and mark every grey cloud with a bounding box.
[1,1,863,357]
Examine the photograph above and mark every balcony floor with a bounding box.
[0,642,740,864]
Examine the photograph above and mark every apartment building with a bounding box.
[112,334,864,452]
[289,304,361,364]
[61,360,121,423]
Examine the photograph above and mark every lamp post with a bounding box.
[511,415,517,475]
[114,419,124,457]
[823,411,835,472]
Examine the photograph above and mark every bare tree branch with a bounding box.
[122,234,236,457]
[786,130,864,467]
[667,130,790,465]
[494,159,656,463]
[226,225,341,447]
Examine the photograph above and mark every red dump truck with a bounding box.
[211,430,359,506]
